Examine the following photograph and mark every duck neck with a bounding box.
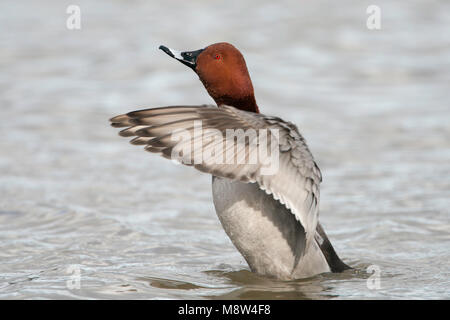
[215,94,259,113]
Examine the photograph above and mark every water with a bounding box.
[0,0,449,299]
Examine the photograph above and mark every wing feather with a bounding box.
[110,105,322,247]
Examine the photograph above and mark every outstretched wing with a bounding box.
[110,104,322,245]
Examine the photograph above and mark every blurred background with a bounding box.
[0,0,449,299]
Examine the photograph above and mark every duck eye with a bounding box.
[214,54,221,60]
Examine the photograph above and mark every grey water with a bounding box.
[0,0,449,299]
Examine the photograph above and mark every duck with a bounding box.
[110,42,350,280]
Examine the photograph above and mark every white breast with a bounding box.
[212,176,330,280]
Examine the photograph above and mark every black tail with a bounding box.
[316,223,351,272]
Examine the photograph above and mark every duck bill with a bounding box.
[159,45,204,71]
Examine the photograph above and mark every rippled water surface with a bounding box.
[1,0,449,299]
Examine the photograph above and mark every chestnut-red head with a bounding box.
[159,42,259,113]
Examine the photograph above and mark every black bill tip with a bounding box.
[159,45,174,58]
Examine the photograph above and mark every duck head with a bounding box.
[159,42,259,113]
